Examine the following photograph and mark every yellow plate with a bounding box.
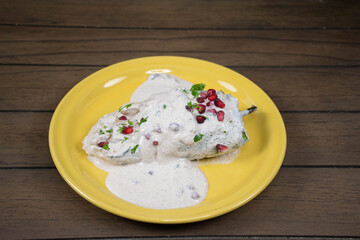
[49,56,286,223]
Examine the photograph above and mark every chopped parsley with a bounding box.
[128,120,134,126]
[190,83,206,97]
[117,126,125,132]
[224,131,227,133]
[119,105,126,112]
[103,144,110,151]
[103,126,107,129]
[106,129,113,133]
[187,101,198,108]
[183,89,188,94]
[121,137,128,143]
[242,132,248,141]
[119,103,132,112]
[163,104,167,109]
[131,144,139,154]
[194,133,204,142]
[230,120,233,123]
[99,129,105,135]
[139,116,148,126]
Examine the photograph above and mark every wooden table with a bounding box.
[1,1,359,239]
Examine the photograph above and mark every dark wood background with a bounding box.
[0,0,359,239]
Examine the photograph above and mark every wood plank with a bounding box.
[1,26,359,67]
[1,112,359,167]
[0,168,359,238]
[0,112,52,167]
[0,0,359,29]
[1,66,359,111]
[283,113,360,166]
[236,67,360,112]
[0,66,96,111]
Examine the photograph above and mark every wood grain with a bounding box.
[1,66,359,112]
[237,67,360,112]
[0,168,359,239]
[283,113,360,166]
[1,26,359,67]
[1,112,359,167]
[1,0,360,239]
[0,0,359,29]
[0,66,94,111]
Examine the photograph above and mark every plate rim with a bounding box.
[49,56,287,224]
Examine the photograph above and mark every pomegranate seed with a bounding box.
[196,115,206,124]
[207,89,216,97]
[200,92,207,98]
[185,105,192,112]
[207,108,217,114]
[208,93,218,101]
[98,141,107,148]
[121,126,134,134]
[119,116,127,121]
[196,97,205,103]
[216,144,228,152]
[214,98,225,108]
[217,110,225,121]
[153,141,158,146]
[206,101,212,107]
[196,104,206,114]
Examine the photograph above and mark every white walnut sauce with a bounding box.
[83,74,248,209]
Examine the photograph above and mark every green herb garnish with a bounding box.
[183,89,188,94]
[106,129,113,133]
[224,131,227,133]
[99,129,105,135]
[163,105,167,109]
[139,116,148,126]
[119,103,132,112]
[194,134,204,142]
[131,144,139,154]
[187,101,198,108]
[117,126,125,132]
[121,137,128,143]
[103,144,110,151]
[190,83,206,97]
[103,126,107,129]
[230,120,233,123]
[128,120,134,126]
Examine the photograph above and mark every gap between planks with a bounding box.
[0,110,359,113]
[1,23,360,31]
[42,235,360,240]
[1,63,360,69]
[1,166,360,170]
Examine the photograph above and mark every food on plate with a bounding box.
[82,73,256,209]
